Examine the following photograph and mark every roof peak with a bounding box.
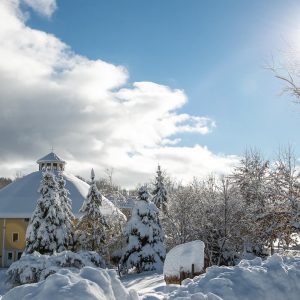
[37,152,66,164]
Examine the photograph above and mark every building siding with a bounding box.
[0,218,28,267]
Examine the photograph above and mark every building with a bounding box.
[0,152,125,267]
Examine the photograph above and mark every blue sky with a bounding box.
[25,0,300,158]
[2,0,300,185]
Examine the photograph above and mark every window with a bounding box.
[7,252,13,260]
[12,232,19,243]
[17,252,23,260]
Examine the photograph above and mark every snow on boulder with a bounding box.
[3,267,139,300]
[167,254,300,300]
[164,240,205,284]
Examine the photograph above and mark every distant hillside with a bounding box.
[0,177,12,189]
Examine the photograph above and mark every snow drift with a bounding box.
[7,251,106,285]
[167,254,300,300]
[3,267,139,300]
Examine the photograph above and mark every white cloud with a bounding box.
[23,0,57,17]
[0,0,238,187]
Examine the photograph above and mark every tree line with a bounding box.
[161,146,300,266]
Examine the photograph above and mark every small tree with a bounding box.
[269,146,300,248]
[25,170,72,254]
[152,165,168,213]
[75,169,108,254]
[121,186,166,273]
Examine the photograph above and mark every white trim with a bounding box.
[2,219,6,267]
[0,214,32,218]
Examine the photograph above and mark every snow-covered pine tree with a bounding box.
[152,165,168,213]
[75,169,108,254]
[121,186,166,273]
[25,170,72,254]
[57,172,75,249]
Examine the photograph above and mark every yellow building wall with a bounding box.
[0,218,29,267]
[5,218,28,249]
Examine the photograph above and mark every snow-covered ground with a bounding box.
[167,254,300,300]
[2,255,300,299]
[121,271,176,299]
[2,267,138,300]
[0,269,11,297]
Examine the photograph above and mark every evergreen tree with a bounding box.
[25,170,72,254]
[57,172,75,248]
[121,186,166,273]
[75,169,108,254]
[152,165,168,213]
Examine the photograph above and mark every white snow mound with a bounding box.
[3,267,139,300]
[164,240,205,277]
[167,254,300,300]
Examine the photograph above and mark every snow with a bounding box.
[0,269,11,296]
[7,251,106,285]
[3,267,139,300]
[167,254,300,300]
[164,240,205,277]
[121,271,176,300]
[37,152,65,163]
[3,255,300,299]
[0,171,125,219]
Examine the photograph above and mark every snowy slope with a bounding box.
[2,267,139,300]
[0,171,125,219]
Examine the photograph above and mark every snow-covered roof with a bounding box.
[0,171,125,219]
[37,152,66,164]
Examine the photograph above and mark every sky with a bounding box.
[1,0,300,187]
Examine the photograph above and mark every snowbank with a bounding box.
[167,254,300,300]
[7,251,106,285]
[3,267,139,300]
[164,240,205,277]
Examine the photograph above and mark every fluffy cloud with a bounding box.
[0,0,238,187]
[23,0,57,17]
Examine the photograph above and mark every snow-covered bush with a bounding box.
[7,250,106,285]
[3,267,138,300]
[121,186,166,273]
[167,254,300,300]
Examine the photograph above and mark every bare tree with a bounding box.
[268,52,300,101]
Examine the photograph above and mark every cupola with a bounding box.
[37,152,66,171]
